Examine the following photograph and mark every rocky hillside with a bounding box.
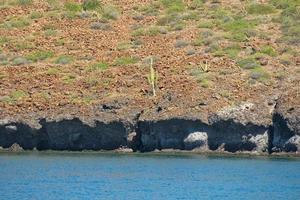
[0,0,299,154]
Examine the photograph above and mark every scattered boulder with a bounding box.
[8,143,23,152]
[184,132,208,151]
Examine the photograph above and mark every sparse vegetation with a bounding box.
[64,1,81,12]
[12,56,29,65]
[15,0,32,6]
[161,0,185,14]
[114,56,138,66]
[102,5,120,20]
[55,55,73,65]
[273,0,300,45]
[46,67,60,75]
[27,51,54,62]
[247,4,276,15]
[4,90,29,103]
[260,45,277,57]
[237,58,260,69]
[174,40,189,48]
[30,11,43,19]
[190,62,212,88]
[82,0,101,11]
[88,62,109,71]
[221,18,256,42]
[0,0,298,124]
[62,74,76,84]
[1,17,31,29]
[90,22,111,30]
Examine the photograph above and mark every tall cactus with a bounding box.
[147,58,158,97]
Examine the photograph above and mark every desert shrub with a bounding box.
[27,50,54,62]
[1,17,31,29]
[89,62,109,71]
[198,20,214,29]
[0,36,9,45]
[260,45,277,57]
[90,22,111,30]
[221,18,256,42]
[174,40,189,48]
[46,67,60,75]
[0,54,9,65]
[189,0,205,10]
[102,5,120,20]
[30,11,43,19]
[138,2,160,16]
[270,0,300,9]
[46,0,60,10]
[237,58,260,69]
[249,67,270,83]
[114,56,138,66]
[55,55,73,65]
[160,0,185,14]
[15,41,35,50]
[15,0,32,6]
[82,0,101,11]
[221,18,255,32]
[272,1,300,44]
[247,4,276,15]
[186,48,196,55]
[132,26,167,37]
[62,74,76,84]
[12,56,30,65]
[190,67,211,88]
[10,90,28,102]
[223,45,241,59]
[64,2,81,12]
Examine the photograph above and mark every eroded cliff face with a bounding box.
[138,119,210,152]
[0,98,299,154]
[272,90,300,152]
[0,118,130,151]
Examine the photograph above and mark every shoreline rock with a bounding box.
[0,98,299,155]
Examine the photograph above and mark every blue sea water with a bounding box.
[0,152,299,200]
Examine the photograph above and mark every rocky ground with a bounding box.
[0,0,299,154]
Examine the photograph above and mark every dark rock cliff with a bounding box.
[0,98,299,154]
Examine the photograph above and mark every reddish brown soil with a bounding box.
[0,0,299,121]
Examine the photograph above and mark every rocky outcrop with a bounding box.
[138,119,210,152]
[0,98,299,154]
[208,102,271,153]
[272,91,300,152]
[138,102,271,153]
[0,120,41,150]
[0,117,131,151]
